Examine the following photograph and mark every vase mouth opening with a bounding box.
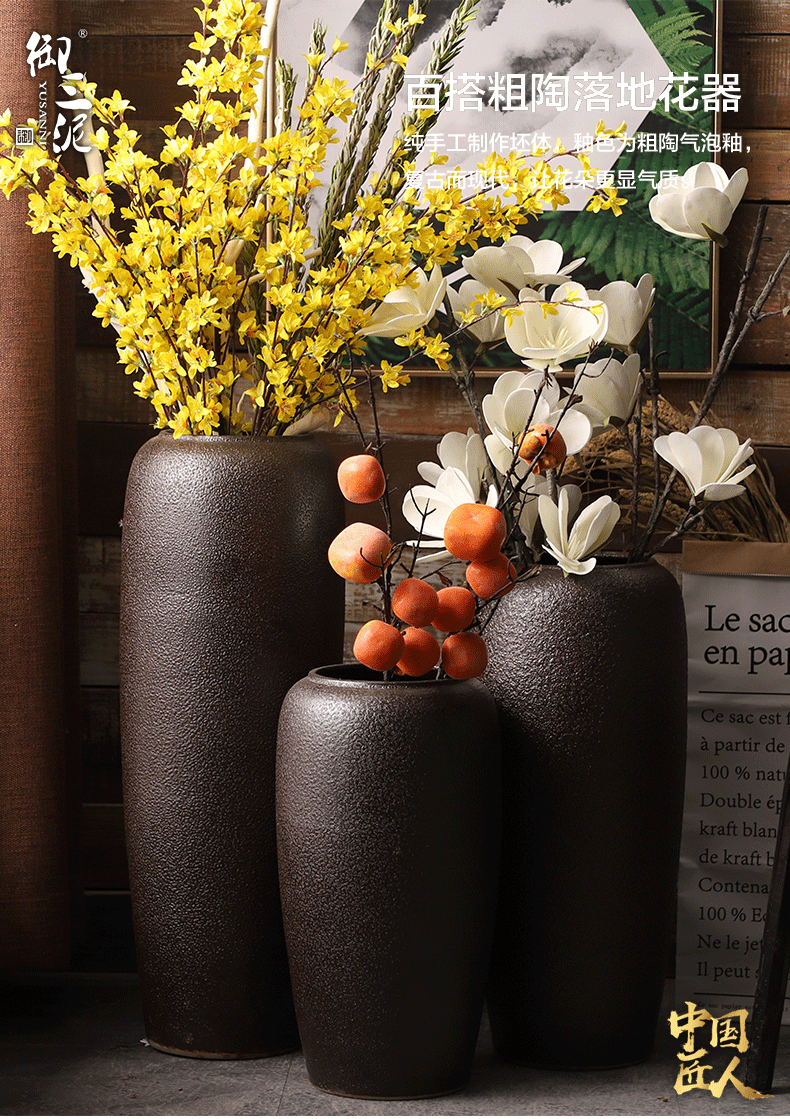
[592,552,654,566]
[310,664,461,686]
[538,552,658,570]
[156,430,316,443]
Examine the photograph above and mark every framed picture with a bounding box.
[277,0,725,375]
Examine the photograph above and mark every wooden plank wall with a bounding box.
[69,1,789,890]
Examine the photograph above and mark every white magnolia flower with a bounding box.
[505,283,608,373]
[538,484,621,576]
[416,430,488,495]
[654,427,756,501]
[402,464,498,563]
[648,163,748,242]
[573,353,643,436]
[403,431,497,561]
[483,369,593,463]
[446,279,506,343]
[587,274,655,352]
[359,265,446,338]
[463,235,584,298]
[405,425,547,554]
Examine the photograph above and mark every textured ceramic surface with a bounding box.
[276,665,502,1099]
[483,559,687,1069]
[119,434,345,1058]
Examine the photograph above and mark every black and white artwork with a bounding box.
[278,0,669,207]
[277,0,720,372]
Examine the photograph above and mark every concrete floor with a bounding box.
[1,899,788,1116]
[1,971,788,1117]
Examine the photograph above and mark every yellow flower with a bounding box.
[595,119,627,141]
[379,360,410,392]
[587,186,628,216]
[0,0,616,438]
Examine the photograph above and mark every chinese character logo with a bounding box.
[669,1003,770,1099]
[25,31,91,154]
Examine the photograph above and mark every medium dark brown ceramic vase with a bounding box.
[276,664,501,1099]
[119,433,344,1058]
[483,558,687,1069]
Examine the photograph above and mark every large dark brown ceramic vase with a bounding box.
[119,433,344,1058]
[483,558,687,1069]
[276,665,501,1099]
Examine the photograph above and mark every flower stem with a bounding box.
[691,205,771,429]
[631,205,789,561]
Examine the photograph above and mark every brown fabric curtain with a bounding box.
[0,0,78,970]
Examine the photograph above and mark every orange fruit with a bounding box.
[432,586,476,633]
[392,578,439,627]
[328,523,392,584]
[466,554,517,599]
[441,631,488,680]
[353,620,405,672]
[396,627,441,677]
[517,424,567,473]
[337,454,386,504]
[443,503,507,563]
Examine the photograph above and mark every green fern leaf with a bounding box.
[646,10,711,71]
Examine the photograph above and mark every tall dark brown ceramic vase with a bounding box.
[119,432,345,1058]
[483,557,687,1070]
[276,664,501,1100]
